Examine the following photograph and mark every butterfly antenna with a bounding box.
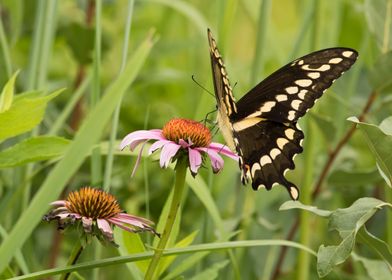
[201,108,216,122]
[192,75,215,99]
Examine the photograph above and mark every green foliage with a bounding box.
[353,254,391,280]
[0,136,70,168]
[365,0,392,52]
[0,32,156,272]
[189,260,229,280]
[349,117,392,187]
[0,70,18,113]
[369,51,392,92]
[282,198,392,278]
[0,89,62,143]
[61,22,95,65]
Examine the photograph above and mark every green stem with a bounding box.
[103,0,135,191]
[297,119,314,280]
[296,3,319,279]
[250,0,271,84]
[386,187,392,248]
[60,242,84,280]
[144,157,187,280]
[0,15,12,79]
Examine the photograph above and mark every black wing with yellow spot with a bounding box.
[207,29,358,200]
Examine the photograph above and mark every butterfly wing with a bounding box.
[234,121,304,200]
[208,28,238,151]
[232,48,358,123]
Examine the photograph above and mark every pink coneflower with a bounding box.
[120,118,238,176]
[43,187,158,246]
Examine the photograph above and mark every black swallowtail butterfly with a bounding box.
[208,29,358,200]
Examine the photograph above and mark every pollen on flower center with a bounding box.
[162,118,212,147]
[65,187,122,219]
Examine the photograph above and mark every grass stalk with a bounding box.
[103,0,135,191]
[0,16,12,79]
[145,157,188,280]
[250,0,271,84]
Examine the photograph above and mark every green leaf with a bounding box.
[144,0,208,36]
[152,188,182,250]
[329,198,389,238]
[162,251,210,280]
[353,253,392,280]
[365,0,392,52]
[0,70,19,113]
[114,228,145,279]
[368,51,392,92]
[348,117,392,187]
[189,260,229,280]
[62,23,95,65]
[0,89,62,143]
[357,227,392,269]
[0,33,156,271]
[379,116,392,135]
[0,136,70,168]
[309,112,336,143]
[279,200,332,217]
[317,197,392,277]
[328,168,382,187]
[157,231,198,277]
[186,174,225,238]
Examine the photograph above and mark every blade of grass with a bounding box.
[250,0,271,84]
[48,73,91,135]
[10,240,316,280]
[296,2,319,279]
[103,0,135,191]
[0,15,12,79]
[91,0,102,187]
[0,33,156,271]
[91,2,103,279]
[144,0,208,36]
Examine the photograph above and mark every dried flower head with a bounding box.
[43,187,158,246]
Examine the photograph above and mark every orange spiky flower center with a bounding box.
[162,118,212,147]
[65,187,122,219]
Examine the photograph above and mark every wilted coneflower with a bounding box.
[120,118,238,280]
[43,187,158,246]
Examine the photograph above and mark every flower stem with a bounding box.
[145,157,187,280]
[60,242,84,280]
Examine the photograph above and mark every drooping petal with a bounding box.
[160,142,181,168]
[120,129,164,151]
[82,217,93,233]
[97,219,113,240]
[198,148,224,173]
[50,200,67,207]
[148,139,172,154]
[109,217,147,229]
[188,148,202,175]
[108,217,159,236]
[108,218,140,233]
[116,213,154,225]
[131,141,148,177]
[207,142,239,160]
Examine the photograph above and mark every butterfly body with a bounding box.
[208,29,358,200]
